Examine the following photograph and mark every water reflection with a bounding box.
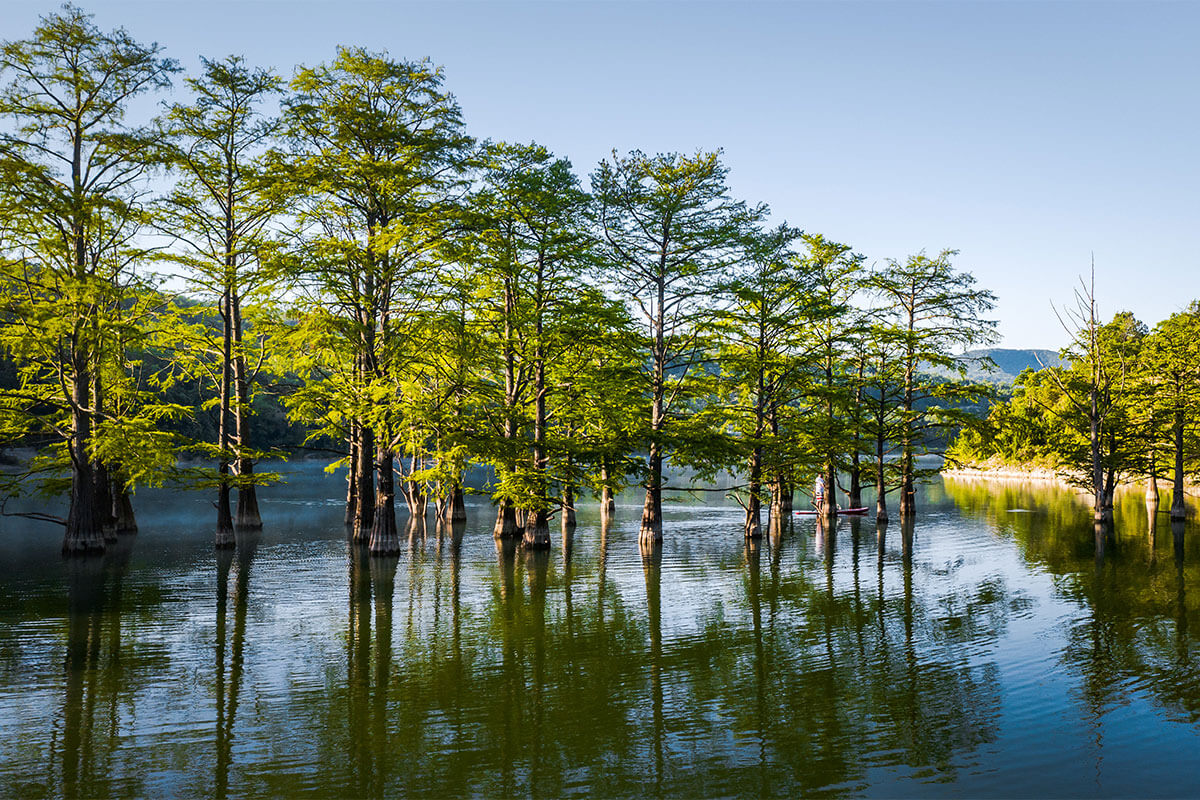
[215,530,257,800]
[6,474,1200,796]
[58,537,138,799]
[944,477,1200,729]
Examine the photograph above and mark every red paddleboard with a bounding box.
[794,507,869,516]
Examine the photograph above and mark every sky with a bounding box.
[3,0,1197,351]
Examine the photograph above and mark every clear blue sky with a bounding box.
[4,0,1198,350]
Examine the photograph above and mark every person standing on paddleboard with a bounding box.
[814,474,826,513]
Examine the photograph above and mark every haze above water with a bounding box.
[1,465,1199,798]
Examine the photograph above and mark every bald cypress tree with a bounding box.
[159,55,283,546]
[871,250,996,519]
[592,149,759,546]
[0,5,177,553]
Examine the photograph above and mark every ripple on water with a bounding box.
[3,472,1200,797]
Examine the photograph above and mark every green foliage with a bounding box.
[0,9,1013,538]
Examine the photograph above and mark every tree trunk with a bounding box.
[1146,446,1159,506]
[94,459,116,543]
[216,479,236,549]
[345,425,358,526]
[111,473,136,534]
[90,371,116,542]
[63,363,104,555]
[353,424,375,538]
[898,450,915,519]
[1101,430,1117,523]
[848,451,862,509]
[1090,380,1108,523]
[523,508,551,550]
[744,448,762,539]
[561,483,577,531]
[231,295,262,530]
[216,288,235,548]
[640,447,663,545]
[875,444,889,523]
[368,449,399,555]
[822,462,838,525]
[899,356,916,519]
[235,463,262,530]
[600,459,616,516]
[493,499,518,539]
[1172,413,1187,520]
[449,483,467,523]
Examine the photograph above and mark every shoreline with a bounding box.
[942,464,1199,497]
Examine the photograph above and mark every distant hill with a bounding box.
[955,348,1060,384]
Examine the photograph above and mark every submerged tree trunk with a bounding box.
[523,508,551,550]
[231,296,262,530]
[875,450,889,524]
[216,479,236,549]
[111,472,137,534]
[744,448,762,539]
[1146,446,1159,506]
[235,462,262,530]
[215,289,235,549]
[848,452,863,509]
[561,483,577,531]
[399,454,427,517]
[640,447,664,545]
[493,498,518,539]
[1101,430,1117,522]
[345,425,358,526]
[898,450,915,519]
[449,484,466,523]
[600,459,616,517]
[94,461,116,543]
[1172,412,1187,520]
[64,351,104,555]
[768,476,792,538]
[822,462,838,525]
[899,357,916,519]
[352,425,375,539]
[368,449,399,555]
[92,335,115,545]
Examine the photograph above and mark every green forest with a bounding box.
[14,5,1178,560]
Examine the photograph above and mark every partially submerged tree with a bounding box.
[796,234,868,524]
[1042,272,1145,524]
[711,223,808,538]
[159,55,284,545]
[1138,305,1200,520]
[278,47,472,553]
[871,250,996,519]
[0,5,177,552]
[469,142,595,548]
[593,149,760,546]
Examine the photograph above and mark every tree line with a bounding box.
[949,274,1200,524]
[0,6,998,556]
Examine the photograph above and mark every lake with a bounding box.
[1,465,1198,798]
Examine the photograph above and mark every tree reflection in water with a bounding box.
[16,475,1200,795]
[214,529,257,800]
[943,477,1200,726]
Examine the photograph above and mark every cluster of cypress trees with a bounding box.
[0,6,998,556]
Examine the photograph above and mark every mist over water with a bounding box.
[2,465,1198,798]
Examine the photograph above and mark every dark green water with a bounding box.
[2,467,1199,798]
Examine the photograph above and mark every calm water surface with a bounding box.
[2,466,1199,798]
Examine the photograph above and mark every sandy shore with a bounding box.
[942,463,1199,497]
